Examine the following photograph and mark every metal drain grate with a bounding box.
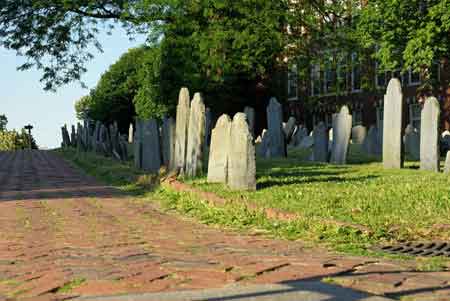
[379,242,450,257]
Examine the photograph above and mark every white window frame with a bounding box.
[351,53,361,93]
[408,68,421,86]
[287,64,299,101]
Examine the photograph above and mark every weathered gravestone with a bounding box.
[83,120,91,151]
[404,124,420,161]
[134,120,143,169]
[290,125,308,147]
[161,116,176,169]
[351,125,367,144]
[228,113,256,191]
[207,114,232,183]
[257,129,270,157]
[283,117,297,142]
[141,119,161,173]
[444,151,450,174]
[420,97,440,171]
[71,125,77,147]
[128,123,134,144]
[244,106,255,138]
[204,107,212,164]
[383,78,404,169]
[363,125,382,156]
[330,106,352,164]
[61,125,70,147]
[92,121,101,152]
[76,123,84,152]
[313,122,328,162]
[174,87,190,173]
[266,98,286,157]
[185,93,206,177]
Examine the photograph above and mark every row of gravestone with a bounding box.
[61,120,129,161]
[133,88,257,190]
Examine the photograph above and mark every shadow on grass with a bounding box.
[258,175,379,190]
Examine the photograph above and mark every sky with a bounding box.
[0,28,146,149]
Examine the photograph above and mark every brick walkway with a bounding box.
[0,150,449,301]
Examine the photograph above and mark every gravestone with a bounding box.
[228,113,256,191]
[185,93,206,177]
[383,78,404,169]
[444,151,450,174]
[404,124,420,161]
[283,117,297,142]
[134,120,143,169]
[161,116,176,169]
[92,121,101,152]
[420,97,440,171]
[363,125,382,156]
[291,125,308,147]
[244,106,255,138]
[76,123,84,152]
[257,129,270,157]
[207,114,232,183]
[330,106,352,164]
[298,136,314,149]
[71,125,77,147]
[128,123,134,144]
[441,131,450,153]
[266,98,286,157]
[204,107,212,164]
[141,119,161,173]
[174,87,190,173]
[313,122,328,162]
[351,125,367,144]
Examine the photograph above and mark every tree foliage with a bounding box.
[0,116,38,150]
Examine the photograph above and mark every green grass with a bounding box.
[56,147,450,263]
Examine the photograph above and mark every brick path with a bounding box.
[0,150,449,301]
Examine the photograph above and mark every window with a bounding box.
[352,110,363,126]
[337,56,347,93]
[324,57,335,94]
[351,53,361,92]
[287,64,298,100]
[409,68,421,85]
[375,62,387,88]
[311,63,321,96]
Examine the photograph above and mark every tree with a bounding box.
[0,114,7,131]
[0,116,38,150]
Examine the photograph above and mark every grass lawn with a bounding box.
[56,146,450,260]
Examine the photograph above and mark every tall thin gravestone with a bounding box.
[185,93,206,177]
[207,114,232,183]
[266,98,286,157]
[141,119,161,173]
[383,78,404,169]
[228,113,256,191]
[330,106,352,164]
[404,124,420,161]
[174,88,190,173]
[420,97,440,171]
[134,120,143,169]
[161,116,176,169]
[244,106,255,138]
[313,122,328,162]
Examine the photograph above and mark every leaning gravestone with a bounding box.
[313,122,328,162]
[161,116,176,169]
[174,88,190,173]
[383,78,404,169]
[134,120,143,169]
[141,119,161,173]
[444,151,450,174]
[420,97,440,171]
[266,98,286,157]
[228,113,256,191]
[244,106,255,138]
[185,93,206,177]
[351,125,367,144]
[330,106,352,164]
[404,124,420,161]
[283,116,297,142]
[207,114,232,183]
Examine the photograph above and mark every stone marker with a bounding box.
[71,125,77,147]
[330,106,352,164]
[313,122,328,162]
[257,129,270,157]
[290,125,308,147]
[444,151,450,174]
[128,123,134,144]
[283,116,297,142]
[404,124,420,161]
[228,113,256,191]
[141,119,161,173]
[207,114,232,183]
[299,136,314,149]
[244,106,255,138]
[204,107,212,164]
[161,116,176,169]
[363,125,382,156]
[174,87,190,173]
[383,78,404,169]
[185,93,206,177]
[420,97,440,171]
[134,120,143,169]
[351,125,367,144]
[266,98,286,157]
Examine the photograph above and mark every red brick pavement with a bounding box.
[0,150,449,301]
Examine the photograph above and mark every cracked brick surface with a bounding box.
[0,150,449,301]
